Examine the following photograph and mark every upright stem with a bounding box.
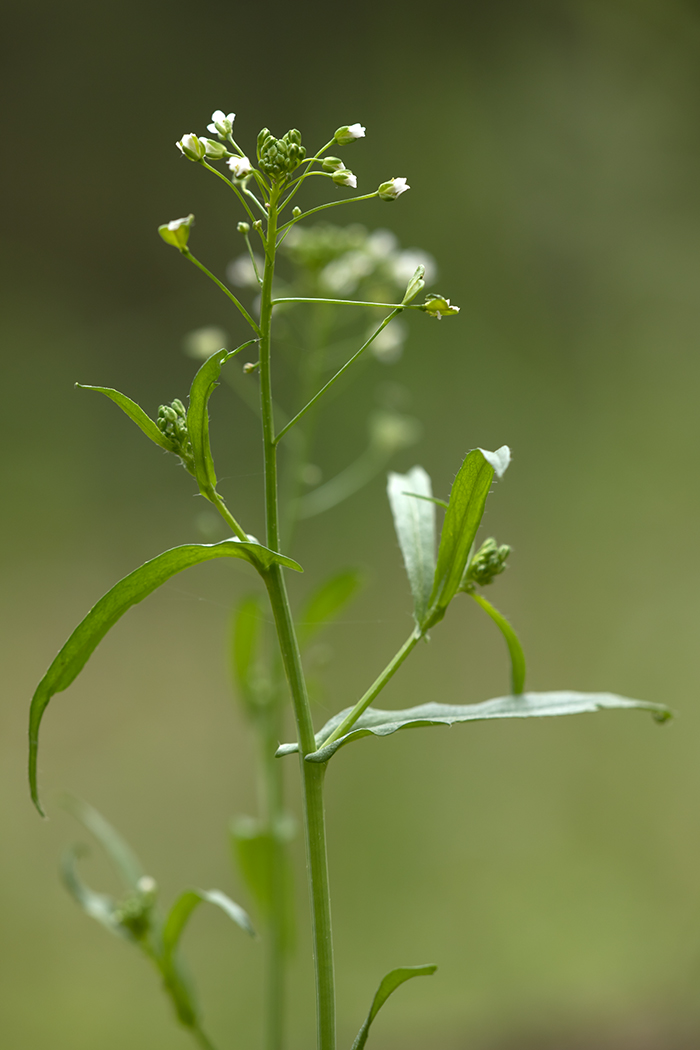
[259,186,336,1050]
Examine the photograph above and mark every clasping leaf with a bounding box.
[351,964,437,1050]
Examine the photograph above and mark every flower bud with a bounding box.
[176,134,206,161]
[292,206,302,218]
[228,155,253,179]
[463,538,511,590]
[332,168,357,189]
[207,110,235,138]
[378,177,410,201]
[158,213,194,250]
[322,156,345,172]
[201,137,229,160]
[237,221,250,234]
[421,294,460,319]
[334,123,366,144]
[253,219,263,231]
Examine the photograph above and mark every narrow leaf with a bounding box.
[351,965,437,1050]
[428,448,509,622]
[63,796,145,890]
[29,538,302,814]
[277,692,671,762]
[231,816,295,952]
[76,384,172,452]
[297,569,363,647]
[61,845,125,937]
[187,347,235,495]
[162,888,255,962]
[387,467,436,626]
[231,595,265,706]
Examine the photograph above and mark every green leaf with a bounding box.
[63,796,145,891]
[76,384,173,453]
[29,539,302,815]
[231,595,265,708]
[351,965,437,1050]
[231,816,295,952]
[162,889,255,963]
[297,569,363,647]
[427,447,510,625]
[277,691,671,762]
[470,593,526,696]
[187,347,236,496]
[61,845,126,937]
[387,467,436,626]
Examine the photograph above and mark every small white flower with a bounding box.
[334,123,366,145]
[228,155,253,179]
[370,319,408,364]
[227,253,263,289]
[378,177,410,201]
[207,110,235,138]
[332,168,357,189]
[176,134,206,161]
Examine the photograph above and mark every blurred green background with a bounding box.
[3,0,700,1046]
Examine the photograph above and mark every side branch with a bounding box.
[183,250,261,335]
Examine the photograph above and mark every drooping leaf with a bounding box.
[351,965,437,1050]
[63,796,145,891]
[187,347,237,496]
[29,538,302,814]
[162,889,255,964]
[61,845,125,937]
[297,569,363,647]
[387,467,436,626]
[76,384,173,453]
[277,691,671,762]
[231,816,295,952]
[426,447,509,625]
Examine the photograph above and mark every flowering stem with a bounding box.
[182,249,261,335]
[273,309,402,445]
[200,160,258,224]
[271,297,420,309]
[276,192,379,234]
[279,139,337,211]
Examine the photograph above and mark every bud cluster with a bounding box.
[113,876,157,940]
[257,128,306,179]
[463,538,511,590]
[157,399,194,472]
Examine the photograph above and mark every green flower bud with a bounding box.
[322,156,345,172]
[332,168,357,189]
[157,398,195,472]
[421,294,460,319]
[253,219,263,231]
[378,177,410,201]
[464,538,511,590]
[176,133,206,161]
[158,213,194,250]
[334,123,366,145]
[237,221,250,234]
[201,137,229,160]
[292,206,302,218]
[113,876,157,940]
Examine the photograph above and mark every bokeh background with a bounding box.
[3,0,700,1046]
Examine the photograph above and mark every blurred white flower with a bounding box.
[228,155,253,178]
[366,229,398,259]
[370,319,408,364]
[319,250,374,295]
[391,249,437,287]
[183,326,230,360]
[369,410,422,453]
[227,253,263,288]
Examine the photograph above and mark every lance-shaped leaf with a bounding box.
[277,691,671,762]
[387,467,436,626]
[29,538,302,814]
[231,594,266,711]
[187,346,236,497]
[76,384,174,452]
[351,965,437,1050]
[61,845,126,937]
[426,447,510,626]
[63,796,145,890]
[162,889,255,965]
[231,815,295,952]
[297,568,363,647]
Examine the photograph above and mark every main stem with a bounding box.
[259,185,336,1050]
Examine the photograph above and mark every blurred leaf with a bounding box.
[76,384,172,452]
[61,845,125,937]
[351,965,437,1050]
[387,467,436,626]
[29,539,302,815]
[277,692,671,762]
[231,816,295,952]
[231,595,265,708]
[63,796,145,891]
[427,448,509,624]
[187,347,235,496]
[162,889,255,963]
[297,569,363,647]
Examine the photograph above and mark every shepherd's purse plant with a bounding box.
[27,109,670,1050]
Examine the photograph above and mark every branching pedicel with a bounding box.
[28,110,670,1050]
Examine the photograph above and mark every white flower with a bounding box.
[378,177,410,201]
[207,110,235,137]
[228,155,253,179]
[331,168,357,189]
[227,253,263,289]
[365,229,398,259]
[176,134,206,161]
[334,123,366,145]
[370,319,408,364]
[391,249,437,287]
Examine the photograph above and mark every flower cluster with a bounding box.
[257,128,306,179]
[156,399,195,472]
[463,538,511,589]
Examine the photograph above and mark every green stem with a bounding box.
[259,188,336,1050]
[208,490,249,542]
[182,249,261,335]
[271,298,417,309]
[469,592,526,694]
[273,310,401,445]
[200,160,257,224]
[322,630,420,749]
[277,192,379,234]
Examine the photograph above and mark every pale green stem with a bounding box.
[321,630,421,749]
[272,298,420,309]
[207,490,249,542]
[182,249,261,335]
[279,138,336,211]
[243,232,263,286]
[296,442,390,520]
[470,592,526,695]
[200,160,257,224]
[277,192,380,234]
[273,310,401,445]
